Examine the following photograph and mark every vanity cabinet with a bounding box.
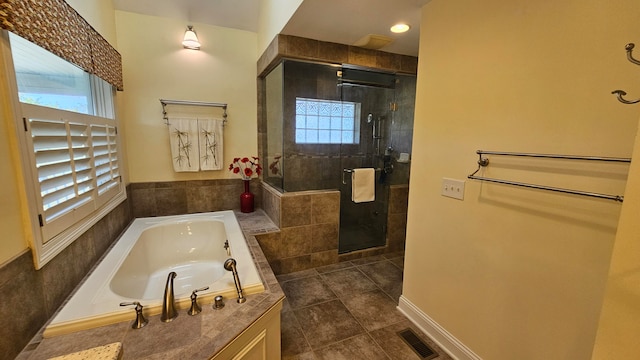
[211,300,282,360]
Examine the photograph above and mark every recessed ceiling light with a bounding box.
[390,23,411,33]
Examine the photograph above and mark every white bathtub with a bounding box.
[44,211,264,337]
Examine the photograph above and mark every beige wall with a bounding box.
[257,0,303,55]
[0,36,28,265]
[0,0,118,265]
[405,0,640,359]
[115,11,258,183]
[65,0,117,46]
[592,122,640,356]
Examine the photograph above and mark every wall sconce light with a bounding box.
[182,25,201,50]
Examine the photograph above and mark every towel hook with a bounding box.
[625,43,640,66]
[612,43,640,105]
[611,90,640,104]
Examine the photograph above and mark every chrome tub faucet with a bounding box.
[224,258,246,303]
[161,271,178,322]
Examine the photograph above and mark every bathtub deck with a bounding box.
[19,210,284,360]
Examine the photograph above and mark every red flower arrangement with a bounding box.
[229,156,262,180]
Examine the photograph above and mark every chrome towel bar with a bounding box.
[473,150,631,163]
[468,150,631,202]
[342,168,381,185]
[160,98,228,125]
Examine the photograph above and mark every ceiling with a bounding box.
[112,0,428,56]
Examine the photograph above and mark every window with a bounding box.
[6,32,124,268]
[295,98,360,144]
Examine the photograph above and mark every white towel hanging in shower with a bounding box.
[352,168,375,203]
[168,118,199,172]
[198,118,224,170]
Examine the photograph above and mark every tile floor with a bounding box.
[278,253,453,360]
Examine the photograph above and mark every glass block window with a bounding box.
[295,98,360,144]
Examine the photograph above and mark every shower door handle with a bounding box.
[342,168,353,185]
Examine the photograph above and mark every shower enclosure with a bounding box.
[262,59,416,253]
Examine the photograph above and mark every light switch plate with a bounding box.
[442,178,465,200]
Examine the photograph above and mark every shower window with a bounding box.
[295,97,360,144]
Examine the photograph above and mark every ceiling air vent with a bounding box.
[353,34,394,50]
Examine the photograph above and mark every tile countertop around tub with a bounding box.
[19,209,284,360]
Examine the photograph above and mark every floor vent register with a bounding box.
[397,328,438,359]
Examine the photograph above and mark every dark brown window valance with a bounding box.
[0,0,123,90]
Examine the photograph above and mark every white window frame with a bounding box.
[1,31,126,269]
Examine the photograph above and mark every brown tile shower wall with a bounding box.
[257,183,340,274]
[387,184,409,252]
[260,183,409,270]
[261,182,281,228]
[0,196,132,360]
[257,34,418,77]
[254,35,415,273]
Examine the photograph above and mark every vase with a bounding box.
[240,179,254,213]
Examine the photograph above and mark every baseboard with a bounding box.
[397,295,482,360]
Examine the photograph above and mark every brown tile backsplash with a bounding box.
[155,187,188,215]
[1,192,133,360]
[0,251,48,360]
[129,178,263,218]
[41,230,97,316]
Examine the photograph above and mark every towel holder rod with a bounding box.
[468,150,630,202]
[160,98,228,125]
[342,168,382,185]
[342,168,382,173]
[475,150,631,163]
[467,175,624,202]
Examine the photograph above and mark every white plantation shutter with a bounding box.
[23,103,121,242]
[92,124,120,203]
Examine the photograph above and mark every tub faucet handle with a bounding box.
[187,286,210,316]
[224,240,230,256]
[119,301,148,329]
[213,295,225,310]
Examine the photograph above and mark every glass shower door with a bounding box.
[338,68,396,253]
